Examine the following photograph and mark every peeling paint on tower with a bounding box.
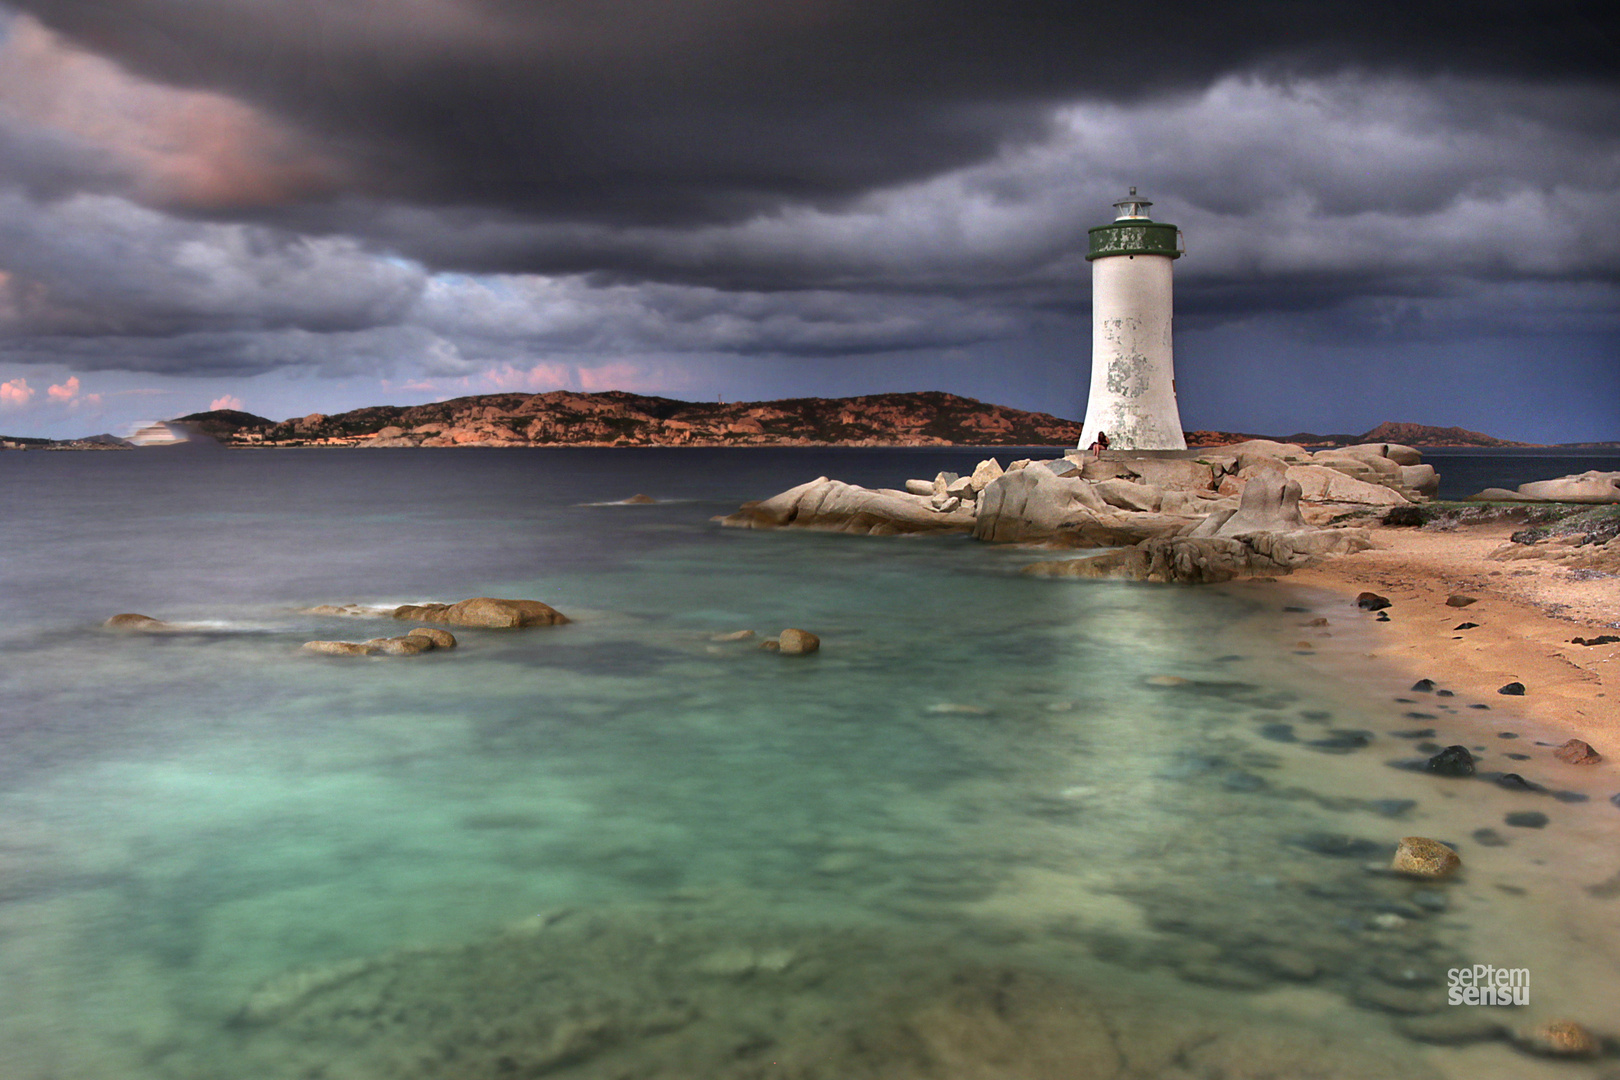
[1079,189,1186,451]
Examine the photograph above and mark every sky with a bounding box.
[0,2,1615,443]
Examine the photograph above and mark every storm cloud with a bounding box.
[0,1,1615,438]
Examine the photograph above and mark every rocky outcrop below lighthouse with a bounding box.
[719,439,1436,583]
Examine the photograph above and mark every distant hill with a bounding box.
[174,409,277,439]
[12,396,1585,451]
[1358,421,1536,448]
[1189,422,1543,449]
[178,391,1091,447]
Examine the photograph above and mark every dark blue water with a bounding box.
[0,446,1613,1080]
[1422,448,1620,501]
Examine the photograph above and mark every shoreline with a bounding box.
[1275,521,1618,751]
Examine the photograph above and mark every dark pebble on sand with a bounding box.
[1497,731,1518,739]
[1427,745,1476,777]
[1505,811,1549,829]
[1612,793,1620,810]
[1472,828,1508,847]
[1411,679,1436,693]
[1469,703,1490,710]
[1283,606,1310,613]
[1552,791,1589,804]
[1494,773,1540,792]
[1505,752,1530,760]
[1454,623,1479,631]
[1258,723,1297,743]
[1391,728,1436,739]
[1436,690,1454,697]
[1376,612,1390,621]
[1394,697,1417,704]
[1404,712,1438,720]
[1357,592,1392,611]
[1498,682,1526,696]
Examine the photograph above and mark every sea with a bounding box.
[1,445,1618,1080]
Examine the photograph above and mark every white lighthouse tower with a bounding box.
[1078,188,1186,451]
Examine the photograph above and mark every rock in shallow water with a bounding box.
[1425,745,1475,777]
[776,628,820,655]
[301,640,376,656]
[104,612,173,632]
[394,597,568,628]
[1513,1019,1600,1058]
[1391,837,1461,879]
[405,627,457,648]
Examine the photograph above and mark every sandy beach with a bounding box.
[1287,520,1619,749]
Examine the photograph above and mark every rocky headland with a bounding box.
[718,438,1446,583]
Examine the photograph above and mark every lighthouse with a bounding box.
[1079,188,1186,451]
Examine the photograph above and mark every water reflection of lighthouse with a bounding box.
[1078,188,1186,451]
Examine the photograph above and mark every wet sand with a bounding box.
[1286,521,1619,747]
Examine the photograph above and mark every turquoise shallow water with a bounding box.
[2,448,1617,1078]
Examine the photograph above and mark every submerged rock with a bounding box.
[776,628,820,656]
[103,613,176,632]
[1391,837,1462,879]
[1513,1019,1600,1058]
[393,597,569,628]
[1425,746,1475,777]
[404,627,457,649]
[301,640,378,657]
[365,636,433,656]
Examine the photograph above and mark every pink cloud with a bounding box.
[578,362,649,393]
[1,378,35,407]
[482,362,574,392]
[47,375,81,401]
[210,394,245,411]
[0,15,341,210]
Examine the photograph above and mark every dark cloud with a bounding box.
[0,192,423,337]
[13,0,1619,228]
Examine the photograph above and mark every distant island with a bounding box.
[3,390,1610,449]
